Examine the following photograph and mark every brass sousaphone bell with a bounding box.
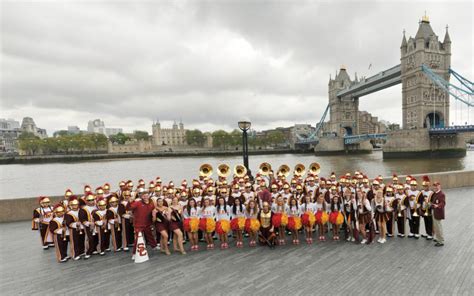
[199,163,213,178]
[259,162,272,176]
[294,163,306,176]
[278,164,290,178]
[234,164,247,178]
[308,162,321,175]
[217,164,230,177]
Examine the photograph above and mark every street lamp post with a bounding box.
[238,120,253,180]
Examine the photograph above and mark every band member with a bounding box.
[127,192,159,259]
[62,189,73,210]
[384,186,395,237]
[258,202,275,246]
[344,188,358,242]
[230,198,246,247]
[93,198,110,255]
[357,189,373,244]
[169,196,186,254]
[49,204,69,263]
[431,181,445,247]
[271,196,288,245]
[32,196,54,249]
[407,179,421,238]
[245,199,260,247]
[394,185,407,237]
[373,190,389,243]
[228,184,243,206]
[119,190,134,251]
[315,193,328,241]
[287,197,301,245]
[329,195,343,241]
[421,176,434,240]
[301,193,316,244]
[65,196,85,260]
[199,198,216,250]
[107,194,123,252]
[153,197,171,255]
[79,193,98,258]
[215,196,231,249]
[183,198,200,251]
[242,182,255,204]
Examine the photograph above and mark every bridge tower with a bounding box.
[328,66,359,136]
[401,15,451,129]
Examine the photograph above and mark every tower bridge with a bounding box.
[297,16,473,158]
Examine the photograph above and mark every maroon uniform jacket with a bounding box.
[126,200,154,228]
[431,190,446,220]
[257,189,272,205]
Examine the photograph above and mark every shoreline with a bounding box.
[1,170,473,223]
[0,148,313,165]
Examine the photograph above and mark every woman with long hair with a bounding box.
[287,197,302,245]
[271,195,289,245]
[245,199,260,247]
[231,198,246,248]
[315,193,328,242]
[373,190,388,244]
[357,189,373,244]
[216,196,231,249]
[300,193,316,244]
[199,198,216,250]
[183,198,200,251]
[152,197,171,255]
[329,195,344,240]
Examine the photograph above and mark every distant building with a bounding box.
[358,111,387,134]
[290,124,316,148]
[0,118,21,152]
[152,120,187,146]
[67,126,81,134]
[21,117,47,138]
[87,119,123,137]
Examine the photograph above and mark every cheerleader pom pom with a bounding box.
[321,212,329,224]
[238,217,246,230]
[190,217,200,232]
[287,216,296,231]
[206,218,216,233]
[315,211,323,224]
[329,211,339,225]
[302,212,316,227]
[336,212,344,225]
[294,217,302,230]
[281,213,288,227]
[245,218,260,232]
[272,213,282,228]
[216,220,230,235]
[230,218,239,231]
[183,218,191,232]
[199,218,207,232]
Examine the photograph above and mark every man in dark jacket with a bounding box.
[431,181,446,247]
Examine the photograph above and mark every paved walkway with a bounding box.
[0,187,472,295]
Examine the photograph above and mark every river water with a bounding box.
[0,151,473,199]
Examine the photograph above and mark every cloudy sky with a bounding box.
[1,0,472,134]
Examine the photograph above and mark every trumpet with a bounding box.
[308,162,321,175]
[411,195,419,217]
[294,163,306,176]
[423,196,430,216]
[234,164,247,178]
[217,164,230,177]
[259,162,272,176]
[199,164,213,178]
[278,164,290,178]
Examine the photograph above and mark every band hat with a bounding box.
[38,196,50,204]
[65,189,73,197]
[53,204,65,213]
[103,183,110,190]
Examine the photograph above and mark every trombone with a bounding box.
[199,164,213,178]
[277,164,290,178]
[308,162,321,175]
[259,162,272,176]
[217,164,230,177]
[234,164,247,178]
[294,163,306,176]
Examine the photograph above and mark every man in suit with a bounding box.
[431,181,446,247]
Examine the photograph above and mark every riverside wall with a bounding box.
[1,170,473,223]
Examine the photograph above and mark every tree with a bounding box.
[186,129,206,146]
[109,132,130,144]
[266,130,286,146]
[212,130,232,149]
[133,131,150,141]
[229,129,242,147]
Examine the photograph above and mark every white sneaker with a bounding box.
[346,237,351,242]
[350,237,355,242]
[132,254,135,260]
[361,239,367,244]
[380,239,386,244]
[377,238,382,243]
[73,256,81,261]
[123,247,129,251]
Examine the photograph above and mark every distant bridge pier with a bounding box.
[383,128,466,158]
[314,136,372,155]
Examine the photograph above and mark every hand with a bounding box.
[109,220,115,224]
[56,229,63,234]
[34,218,40,223]
[71,222,77,229]
[83,221,90,227]
[123,214,131,219]
[96,221,103,226]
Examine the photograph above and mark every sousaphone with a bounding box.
[199,164,213,177]
[234,164,247,178]
[308,162,321,175]
[259,162,272,176]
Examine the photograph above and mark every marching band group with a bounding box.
[32,162,447,263]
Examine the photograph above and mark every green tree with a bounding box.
[186,129,206,146]
[133,131,150,141]
[266,130,286,146]
[229,129,242,147]
[212,130,231,149]
[110,132,130,144]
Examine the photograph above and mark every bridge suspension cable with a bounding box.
[295,103,330,144]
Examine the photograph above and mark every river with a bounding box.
[0,150,473,199]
